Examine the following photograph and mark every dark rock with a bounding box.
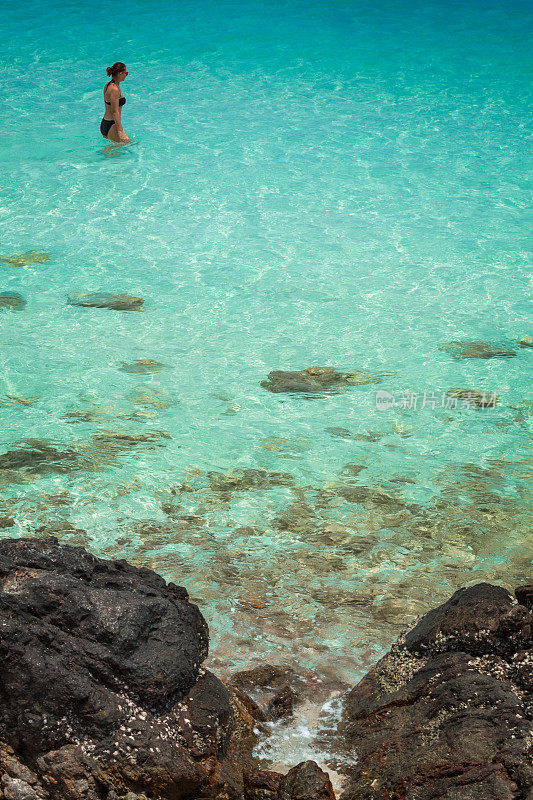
[446,388,498,409]
[272,502,318,534]
[0,536,207,709]
[261,366,383,394]
[230,664,296,692]
[339,582,532,800]
[404,583,527,657]
[267,685,296,720]
[0,293,25,310]
[279,761,336,800]
[440,340,517,359]
[515,584,533,609]
[0,538,257,799]
[244,763,335,800]
[0,516,15,528]
[67,293,144,311]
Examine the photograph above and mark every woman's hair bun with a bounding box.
[106,62,126,77]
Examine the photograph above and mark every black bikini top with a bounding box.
[104,81,126,107]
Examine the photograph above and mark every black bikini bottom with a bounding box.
[100,118,115,137]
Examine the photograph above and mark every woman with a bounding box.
[100,62,130,143]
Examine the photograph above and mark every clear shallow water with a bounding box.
[1,0,532,775]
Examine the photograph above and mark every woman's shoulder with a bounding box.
[105,81,120,94]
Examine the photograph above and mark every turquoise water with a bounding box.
[1,0,532,697]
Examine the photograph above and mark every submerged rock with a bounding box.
[261,366,384,394]
[119,359,165,374]
[68,292,144,311]
[518,335,533,348]
[446,388,499,408]
[0,440,87,476]
[92,429,171,447]
[0,292,25,309]
[339,582,532,800]
[208,469,295,495]
[1,251,49,268]
[440,340,517,360]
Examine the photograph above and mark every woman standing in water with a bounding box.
[100,62,130,143]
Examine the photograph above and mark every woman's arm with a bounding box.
[108,86,130,142]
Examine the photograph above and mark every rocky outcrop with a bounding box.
[67,293,144,311]
[0,538,337,800]
[261,367,384,394]
[338,583,532,800]
[0,537,251,799]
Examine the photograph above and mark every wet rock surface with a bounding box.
[67,293,144,311]
[339,582,532,800]
[260,366,384,394]
[229,665,306,724]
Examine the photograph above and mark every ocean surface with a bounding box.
[1,0,532,779]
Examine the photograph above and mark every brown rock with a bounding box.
[244,770,283,800]
[267,685,296,720]
[279,761,336,800]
